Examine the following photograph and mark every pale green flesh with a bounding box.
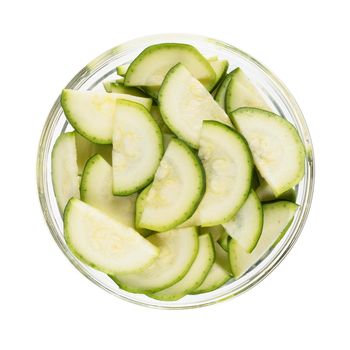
[103,81,147,97]
[116,64,129,76]
[80,155,137,228]
[207,59,229,92]
[214,70,235,109]
[111,227,198,293]
[199,225,225,241]
[134,185,153,237]
[182,120,253,226]
[223,190,263,253]
[218,231,230,252]
[126,58,228,98]
[64,199,159,274]
[215,241,232,275]
[231,108,305,196]
[142,86,160,99]
[135,185,151,231]
[192,242,231,294]
[125,43,216,89]
[120,55,221,78]
[225,68,270,114]
[159,64,232,149]
[256,179,296,203]
[112,100,163,195]
[138,139,205,232]
[75,132,112,175]
[61,89,152,144]
[229,201,299,278]
[150,105,172,134]
[52,132,80,214]
[148,233,215,301]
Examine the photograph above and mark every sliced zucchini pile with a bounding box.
[52,42,306,301]
[51,132,80,213]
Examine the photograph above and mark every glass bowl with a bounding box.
[36,33,314,309]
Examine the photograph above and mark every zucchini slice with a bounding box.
[199,225,225,242]
[214,70,235,109]
[218,231,230,252]
[256,179,296,203]
[192,242,231,294]
[231,107,305,196]
[51,132,80,214]
[150,105,172,134]
[190,120,253,226]
[223,190,263,253]
[80,154,137,227]
[103,81,147,97]
[124,43,216,89]
[112,100,163,195]
[111,227,198,293]
[207,59,229,92]
[138,138,205,232]
[116,64,129,77]
[74,132,111,175]
[135,185,151,231]
[149,233,215,301]
[225,68,270,113]
[61,89,152,144]
[64,198,159,274]
[142,86,160,100]
[229,201,298,278]
[159,64,232,148]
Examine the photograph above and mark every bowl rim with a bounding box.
[36,33,315,309]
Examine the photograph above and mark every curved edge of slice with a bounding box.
[218,230,230,252]
[80,154,137,228]
[200,225,225,242]
[111,227,199,294]
[214,70,234,109]
[124,43,216,88]
[116,64,129,77]
[230,107,305,196]
[135,185,153,237]
[225,68,270,114]
[142,86,160,100]
[256,179,297,203]
[148,233,215,301]
[228,201,299,278]
[196,120,253,226]
[138,138,205,232]
[103,81,147,97]
[64,198,159,275]
[207,59,229,92]
[150,105,172,134]
[61,90,152,144]
[51,132,80,214]
[112,99,163,196]
[192,241,231,294]
[159,64,232,149]
[222,190,263,253]
[75,132,112,175]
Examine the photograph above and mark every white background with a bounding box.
[1,1,349,349]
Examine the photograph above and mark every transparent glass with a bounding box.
[36,34,314,309]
